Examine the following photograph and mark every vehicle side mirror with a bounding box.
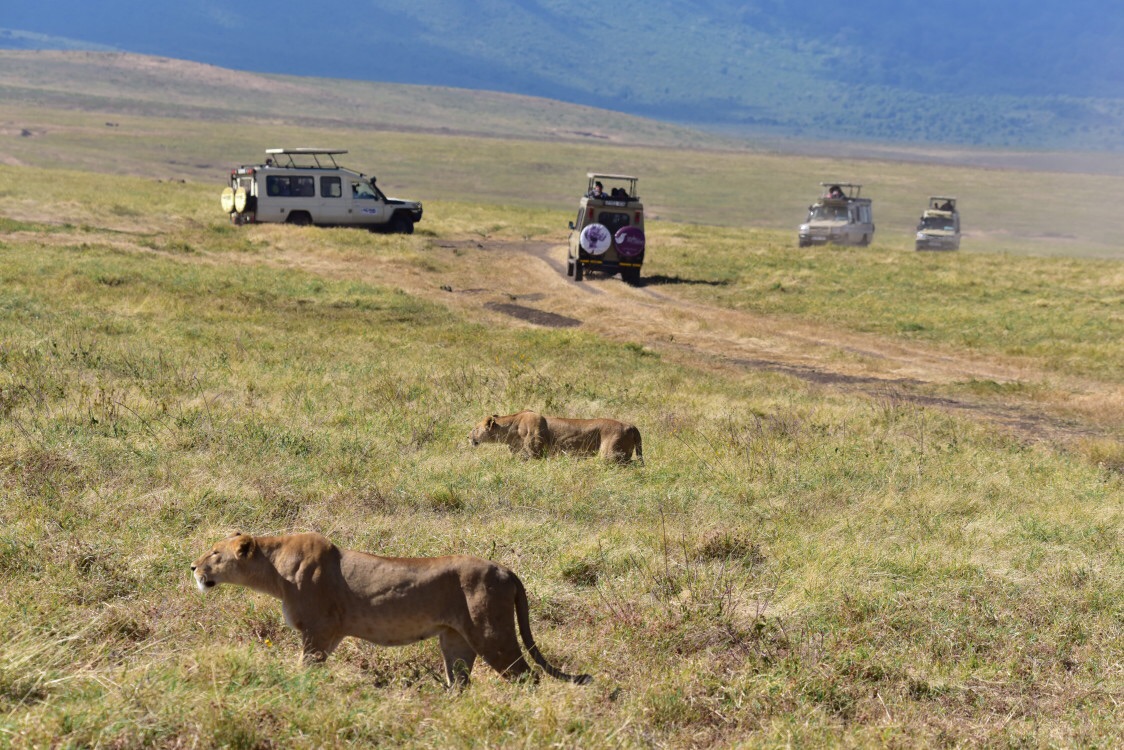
[568,221,575,230]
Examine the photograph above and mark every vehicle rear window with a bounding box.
[598,211,630,233]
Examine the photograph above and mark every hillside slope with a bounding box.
[3,1,1123,148]
[0,51,726,150]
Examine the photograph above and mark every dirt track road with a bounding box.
[279,237,1122,449]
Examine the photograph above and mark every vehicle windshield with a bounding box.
[810,205,850,221]
[920,216,955,231]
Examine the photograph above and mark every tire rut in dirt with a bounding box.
[485,302,581,328]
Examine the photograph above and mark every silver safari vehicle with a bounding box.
[798,182,875,247]
[915,196,961,251]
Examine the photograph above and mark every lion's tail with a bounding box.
[632,427,643,463]
[514,575,592,684]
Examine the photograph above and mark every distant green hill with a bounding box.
[2,0,1124,149]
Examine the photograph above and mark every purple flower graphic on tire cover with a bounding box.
[580,223,612,254]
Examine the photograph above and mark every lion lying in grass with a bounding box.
[191,532,591,686]
[469,410,643,462]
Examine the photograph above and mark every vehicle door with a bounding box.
[316,175,352,225]
[860,204,874,236]
[348,179,387,226]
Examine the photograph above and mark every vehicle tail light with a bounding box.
[635,211,642,224]
[586,207,594,222]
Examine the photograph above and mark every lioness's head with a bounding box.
[469,415,503,447]
[191,532,258,592]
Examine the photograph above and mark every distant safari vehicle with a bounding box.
[798,182,875,247]
[220,148,423,233]
[567,173,646,284]
[915,196,961,251]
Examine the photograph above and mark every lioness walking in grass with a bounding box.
[192,532,592,686]
[470,410,643,462]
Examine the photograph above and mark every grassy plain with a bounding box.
[1,63,1123,746]
[1,158,1123,747]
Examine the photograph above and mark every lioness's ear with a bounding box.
[487,415,497,428]
[235,536,255,558]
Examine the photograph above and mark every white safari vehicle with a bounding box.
[220,148,423,233]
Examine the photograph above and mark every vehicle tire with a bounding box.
[798,239,809,248]
[621,267,640,285]
[860,234,870,247]
[566,257,575,277]
[574,260,584,281]
[390,214,414,234]
[286,211,312,226]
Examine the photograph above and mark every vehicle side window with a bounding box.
[321,176,342,198]
[265,175,315,197]
[292,176,315,198]
[598,211,630,234]
[352,182,379,200]
[266,175,287,196]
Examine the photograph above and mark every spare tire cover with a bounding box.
[614,226,645,258]
[220,187,235,213]
[580,223,612,255]
[233,187,248,214]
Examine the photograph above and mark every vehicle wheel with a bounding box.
[798,239,809,248]
[390,214,414,234]
[566,257,575,277]
[621,268,640,285]
[574,260,584,281]
[286,211,312,226]
[860,234,870,246]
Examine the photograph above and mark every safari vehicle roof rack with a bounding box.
[927,196,958,211]
[820,182,863,199]
[265,148,348,169]
[587,172,639,198]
